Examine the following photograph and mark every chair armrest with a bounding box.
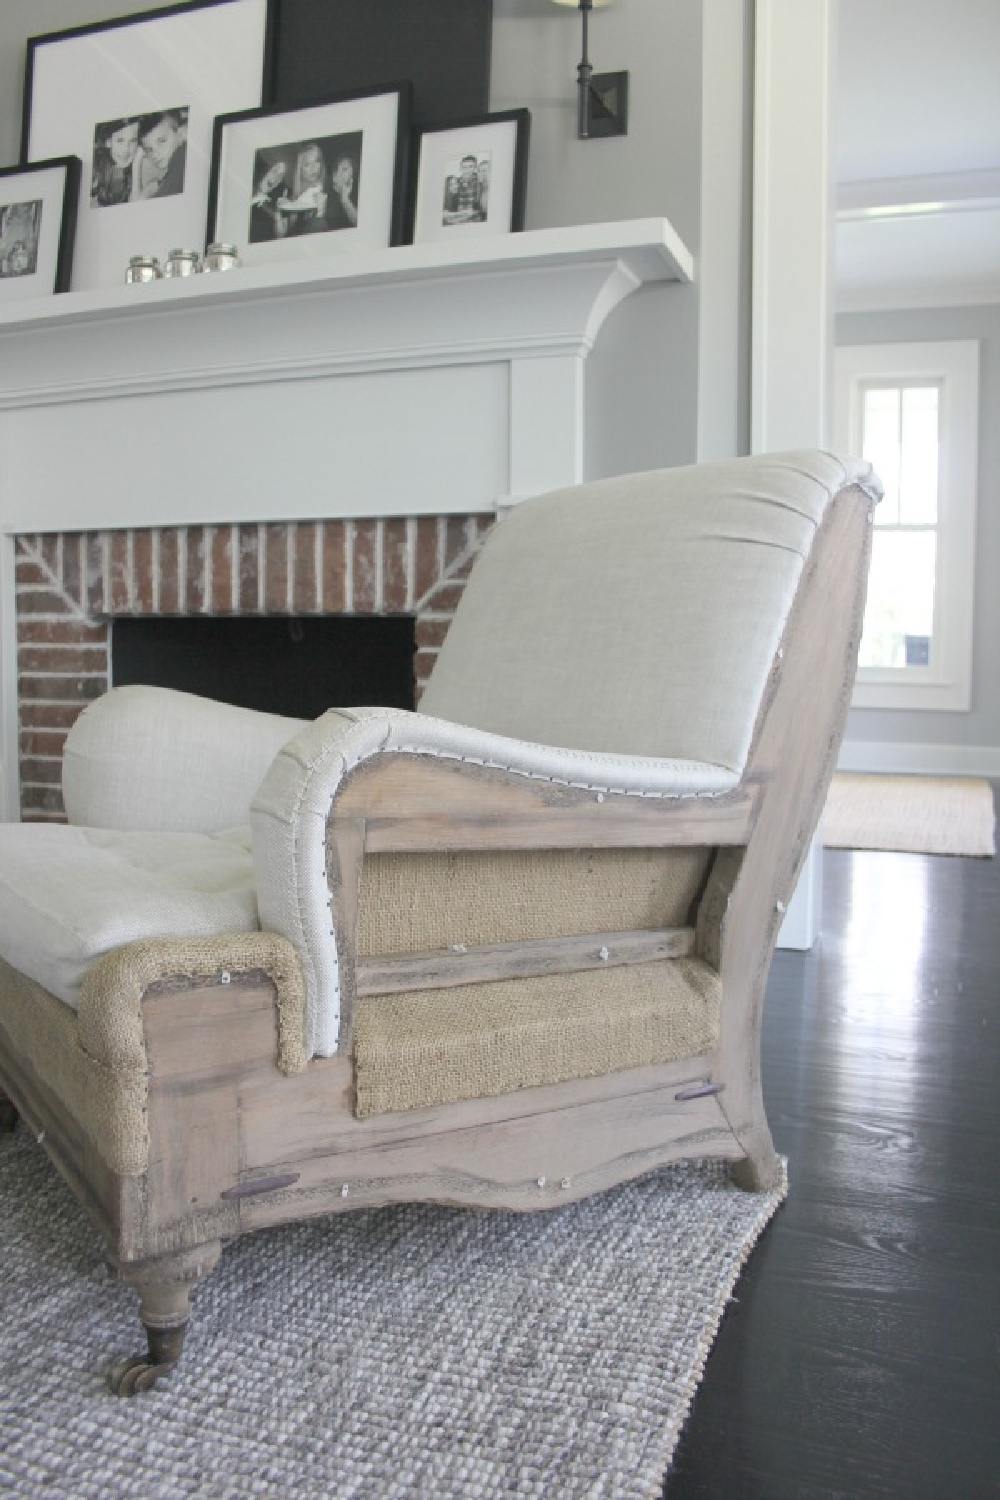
[250,706,745,1058]
[62,686,306,832]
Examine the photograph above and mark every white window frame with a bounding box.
[834,339,980,711]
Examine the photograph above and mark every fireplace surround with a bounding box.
[0,220,693,822]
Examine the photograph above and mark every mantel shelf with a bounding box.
[0,215,692,538]
[0,218,692,337]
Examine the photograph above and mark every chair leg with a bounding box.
[0,1087,18,1133]
[729,1122,783,1193]
[108,1240,222,1396]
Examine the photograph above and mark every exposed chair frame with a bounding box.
[0,461,876,1393]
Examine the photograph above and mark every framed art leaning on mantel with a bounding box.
[411,111,530,246]
[20,0,271,291]
[0,158,80,300]
[208,83,412,266]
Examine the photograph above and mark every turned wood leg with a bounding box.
[108,1240,222,1396]
[729,1122,783,1193]
[0,1087,18,1133]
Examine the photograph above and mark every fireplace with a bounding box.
[15,513,493,821]
[0,221,692,823]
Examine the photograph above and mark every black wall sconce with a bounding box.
[552,0,629,140]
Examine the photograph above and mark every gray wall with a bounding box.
[1,0,709,477]
[491,0,705,476]
[838,303,1000,760]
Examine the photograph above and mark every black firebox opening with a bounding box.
[112,616,416,721]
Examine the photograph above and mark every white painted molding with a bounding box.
[751,0,835,453]
[752,0,835,949]
[839,741,1000,779]
[837,279,1000,314]
[0,218,691,537]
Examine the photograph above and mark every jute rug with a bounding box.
[822,773,996,857]
[0,1125,785,1498]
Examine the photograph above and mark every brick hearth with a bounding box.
[15,514,494,822]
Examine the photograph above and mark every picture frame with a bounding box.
[266,0,493,130]
[20,0,272,292]
[207,84,411,267]
[410,111,530,247]
[0,158,81,302]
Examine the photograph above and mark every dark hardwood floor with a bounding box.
[665,843,1000,1500]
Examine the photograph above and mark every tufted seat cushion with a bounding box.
[0,823,257,1010]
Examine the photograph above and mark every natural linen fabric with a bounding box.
[358,847,710,956]
[63,684,304,832]
[0,823,257,1010]
[352,958,720,1117]
[420,450,881,773]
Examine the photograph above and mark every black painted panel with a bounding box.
[268,0,493,128]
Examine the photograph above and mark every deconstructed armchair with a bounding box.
[0,451,879,1394]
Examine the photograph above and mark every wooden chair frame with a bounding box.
[0,485,873,1394]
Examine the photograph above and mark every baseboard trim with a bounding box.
[838,741,1000,778]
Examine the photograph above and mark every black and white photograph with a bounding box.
[209,85,410,268]
[247,131,362,243]
[20,0,268,290]
[0,159,79,301]
[411,110,530,246]
[0,199,41,278]
[90,107,189,209]
[442,150,490,226]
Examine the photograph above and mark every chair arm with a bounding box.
[250,706,744,1058]
[63,686,306,832]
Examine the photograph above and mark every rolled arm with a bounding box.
[250,706,743,1058]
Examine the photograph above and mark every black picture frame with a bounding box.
[0,157,81,299]
[20,0,272,291]
[266,0,492,129]
[410,110,530,247]
[208,83,412,264]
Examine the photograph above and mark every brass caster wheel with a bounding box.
[107,1354,176,1397]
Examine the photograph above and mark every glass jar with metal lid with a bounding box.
[125,255,162,284]
[203,243,241,273]
[163,248,201,278]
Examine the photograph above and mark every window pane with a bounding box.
[859,529,937,670]
[862,385,900,524]
[899,385,939,525]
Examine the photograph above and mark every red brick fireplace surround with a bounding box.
[15,515,493,822]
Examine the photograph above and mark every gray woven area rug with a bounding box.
[1,1126,786,1498]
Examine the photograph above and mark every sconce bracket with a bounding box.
[583,69,629,138]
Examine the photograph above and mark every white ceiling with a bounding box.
[835,0,1000,310]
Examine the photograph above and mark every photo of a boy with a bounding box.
[137,107,188,199]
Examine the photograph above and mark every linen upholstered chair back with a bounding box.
[420,451,850,776]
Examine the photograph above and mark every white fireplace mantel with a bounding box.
[0,218,692,536]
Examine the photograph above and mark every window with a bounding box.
[834,340,979,711]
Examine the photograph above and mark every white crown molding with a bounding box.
[837,169,1000,216]
[836,278,1000,314]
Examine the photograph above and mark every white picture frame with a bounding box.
[0,158,80,303]
[411,110,530,246]
[21,0,270,292]
[208,84,411,268]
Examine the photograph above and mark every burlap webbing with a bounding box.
[358,848,710,957]
[0,954,149,1179]
[352,958,720,1118]
[0,934,306,1179]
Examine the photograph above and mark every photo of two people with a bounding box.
[90,107,189,208]
[248,131,362,243]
